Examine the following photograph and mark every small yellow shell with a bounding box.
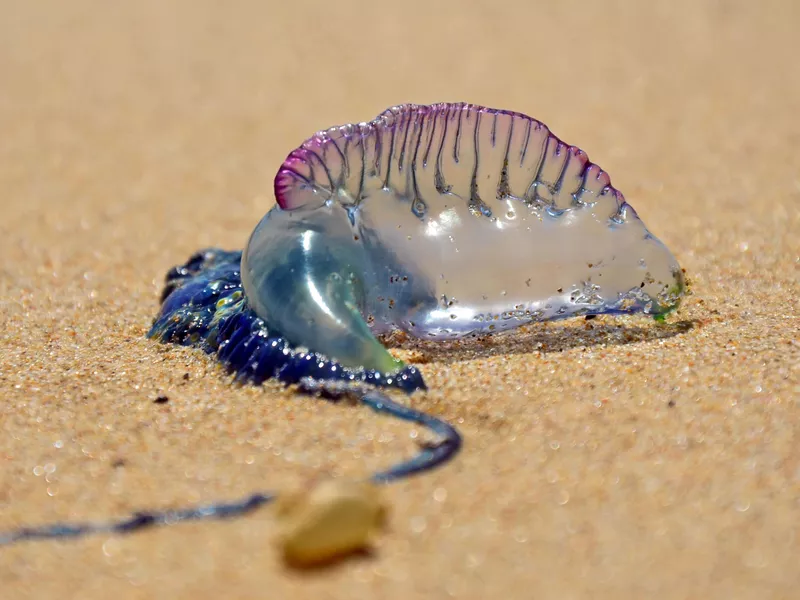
[274,479,387,567]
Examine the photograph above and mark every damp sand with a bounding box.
[1,1,798,598]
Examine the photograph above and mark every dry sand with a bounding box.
[1,1,798,598]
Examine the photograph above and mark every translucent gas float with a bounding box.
[240,103,685,377]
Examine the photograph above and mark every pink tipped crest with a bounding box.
[273,103,627,220]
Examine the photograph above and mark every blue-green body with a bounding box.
[147,248,425,393]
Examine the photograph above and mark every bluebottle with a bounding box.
[1,103,685,545]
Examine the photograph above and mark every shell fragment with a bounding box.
[274,479,387,567]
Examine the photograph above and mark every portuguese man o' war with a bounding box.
[1,103,685,546]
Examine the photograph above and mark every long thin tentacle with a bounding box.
[0,382,461,546]
[296,378,462,484]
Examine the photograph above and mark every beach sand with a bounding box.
[1,1,798,598]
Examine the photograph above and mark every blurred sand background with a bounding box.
[1,1,798,598]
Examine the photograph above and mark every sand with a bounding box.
[1,1,798,598]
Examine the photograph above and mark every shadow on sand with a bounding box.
[381,318,697,365]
